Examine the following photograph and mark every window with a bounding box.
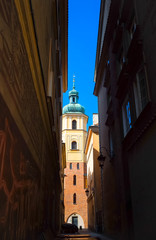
[72,216,78,226]
[109,130,114,159]
[73,97,75,103]
[129,17,136,39]
[119,47,126,70]
[133,67,149,117]
[72,120,77,129]
[107,88,112,107]
[122,96,132,136]
[123,30,131,58]
[73,193,76,204]
[116,46,126,79]
[77,163,79,170]
[73,175,76,185]
[71,141,77,150]
[70,163,72,169]
[122,65,149,137]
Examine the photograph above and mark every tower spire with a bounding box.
[73,74,75,89]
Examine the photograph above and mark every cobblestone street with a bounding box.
[56,229,115,240]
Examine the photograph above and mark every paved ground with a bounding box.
[56,228,115,240]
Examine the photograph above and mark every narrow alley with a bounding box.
[0,0,156,240]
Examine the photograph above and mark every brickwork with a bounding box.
[63,86,88,229]
[64,161,88,227]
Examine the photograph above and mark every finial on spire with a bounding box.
[73,74,75,89]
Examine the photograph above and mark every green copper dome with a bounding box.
[63,79,85,114]
[63,103,85,114]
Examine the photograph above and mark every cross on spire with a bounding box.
[73,74,75,89]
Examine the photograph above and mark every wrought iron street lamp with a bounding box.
[85,188,89,197]
[97,154,106,168]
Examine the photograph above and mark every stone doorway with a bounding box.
[72,216,78,226]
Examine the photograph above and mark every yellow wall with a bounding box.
[85,126,101,231]
[62,113,88,163]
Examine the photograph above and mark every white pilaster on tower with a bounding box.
[65,116,67,129]
[69,116,72,129]
[77,116,80,129]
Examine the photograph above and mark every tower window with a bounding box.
[73,97,75,103]
[73,193,76,204]
[71,141,77,150]
[70,163,72,169]
[73,175,76,185]
[77,163,79,169]
[72,120,77,129]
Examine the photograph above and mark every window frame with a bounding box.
[72,120,77,129]
[109,129,114,159]
[122,95,132,137]
[71,141,77,150]
[73,175,76,185]
[122,65,150,138]
[133,66,149,118]
[73,193,76,204]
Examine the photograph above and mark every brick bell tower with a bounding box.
[62,77,88,229]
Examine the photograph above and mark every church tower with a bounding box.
[62,78,88,228]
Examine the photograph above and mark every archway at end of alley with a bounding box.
[67,213,84,229]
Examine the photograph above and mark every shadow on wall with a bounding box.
[94,148,121,237]
[0,95,41,239]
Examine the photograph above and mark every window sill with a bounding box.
[122,101,156,150]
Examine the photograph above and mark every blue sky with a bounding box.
[63,0,101,128]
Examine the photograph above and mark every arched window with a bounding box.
[71,141,77,150]
[73,193,76,204]
[72,120,77,129]
[73,175,76,185]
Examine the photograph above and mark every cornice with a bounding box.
[62,129,87,133]
[15,0,53,147]
[94,0,120,96]
[63,112,89,120]
[59,0,68,93]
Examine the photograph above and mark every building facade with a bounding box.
[0,0,68,239]
[94,0,156,240]
[62,82,88,229]
[85,114,103,232]
[60,142,67,227]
